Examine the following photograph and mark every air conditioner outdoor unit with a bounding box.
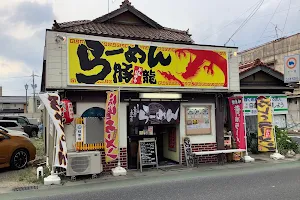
[66,151,103,177]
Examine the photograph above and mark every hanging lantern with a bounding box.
[61,99,74,124]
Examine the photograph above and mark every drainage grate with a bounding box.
[12,186,38,192]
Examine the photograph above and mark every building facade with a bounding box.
[0,96,26,114]
[239,33,300,73]
[0,87,41,119]
[42,1,240,172]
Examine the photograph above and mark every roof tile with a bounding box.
[54,21,193,44]
[239,58,283,75]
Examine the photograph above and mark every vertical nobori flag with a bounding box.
[39,93,68,168]
[104,91,119,163]
[228,96,246,149]
[257,97,276,152]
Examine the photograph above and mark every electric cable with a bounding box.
[256,0,283,45]
[202,0,263,42]
[281,0,292,37]
[224,0,265,46]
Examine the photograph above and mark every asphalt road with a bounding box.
[3,162,300,200]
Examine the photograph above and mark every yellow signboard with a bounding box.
[68,38,228,89]
[104,91,119,163]
[257,97,276,152]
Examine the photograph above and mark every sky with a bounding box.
[0,0,299,96]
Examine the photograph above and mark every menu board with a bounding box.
[185,106,212,135]
[138,140,158,172]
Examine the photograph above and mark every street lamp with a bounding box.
[25,84,28,113]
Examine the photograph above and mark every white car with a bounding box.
[0,120,24,133]
[0,126,29,138]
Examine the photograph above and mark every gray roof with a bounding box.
[0,96,27,104]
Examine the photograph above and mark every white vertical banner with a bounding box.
[49,118,54,136]
[39,93,68,169]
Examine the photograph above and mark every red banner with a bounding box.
[104,91,119,163]
[228,96,246,149]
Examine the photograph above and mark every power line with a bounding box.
[202,0,263,42]
[224,0,264,46]
[256,0,283,45]
[0,75,32,79]
[281,0,292,37]
[249,4,300,20]
[237,28,300,50]
[201,2,300,43]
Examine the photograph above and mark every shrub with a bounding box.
[275,126,299,154]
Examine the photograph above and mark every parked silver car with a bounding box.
[0,120,24,132]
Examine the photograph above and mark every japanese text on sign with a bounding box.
[68,38,228,89]
[243,95,288,116]
[39,93,68,169]
[104,91,119,163]
[257,97,275,152]
[228,97,246,149]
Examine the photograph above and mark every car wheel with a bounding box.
[31,130,37,137]
[10,149,28,170]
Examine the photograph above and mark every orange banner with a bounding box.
[104,91,119,163]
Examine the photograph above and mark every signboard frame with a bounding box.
[185,105,212,135]
[284,54,300,83]
[66,36,230,90]
[234,94,288,116]
[138,139,158,172]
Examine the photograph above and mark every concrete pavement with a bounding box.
[1,161,300,200]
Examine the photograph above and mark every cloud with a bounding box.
[0,56,35,96]
[9,1,54,26]
[1,0,300,96]
[0,56,32,77]
[0,0,53,95]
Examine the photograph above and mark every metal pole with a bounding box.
[242,94,249,156]
[31,71,38,113]
[117,87,121,168]
[33,72,36,113]
[25,84,28,113]
[26,89,28,113]
[52,125,57,173]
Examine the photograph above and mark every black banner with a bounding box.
[129,102,180,125]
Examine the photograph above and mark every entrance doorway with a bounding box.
[127,124,180,169]
[126,101,181,170]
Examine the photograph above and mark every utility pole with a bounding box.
[31,71,38,113]
[274,25,279,39]
[25,84,28,113]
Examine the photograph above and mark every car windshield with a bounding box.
[17,118,28,126]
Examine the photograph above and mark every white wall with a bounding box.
[45,30,240,92]
[179,103,216,144]
[64,102,128,151]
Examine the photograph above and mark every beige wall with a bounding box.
[287,97,300,129]
[239,34,300,73]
